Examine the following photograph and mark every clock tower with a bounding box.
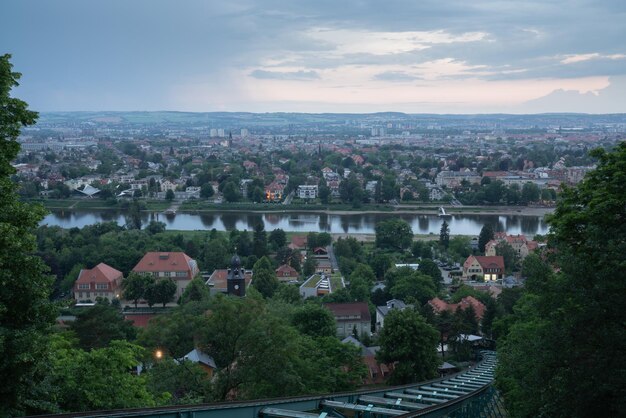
[226,254,246,297]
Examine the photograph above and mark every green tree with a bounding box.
[478,224,494,253]
[439,220,450,249]
[274,284,302,304]
[520,182,540,204]
[222,181,240,202]
[252,222,268,258]
[48,338,157,412]
[252,269,279,298]
[0,55,57,416]
[368,252,393,279]
[122,272,154,308]
[497,144,626,418]
[318,184,331,204]
[377,309,439,384]
[180,278,211,304]
[495,241,520,273]
[339,173,364,207]
[291,304,336,338]
[375,218,413,250]
[418,259,443,290]
[150,278,177,307]
[268,228,287,250]
[302,255,317,277]
[200,183,214,198]
[203,238,229,272]
[165,189,175,201]
[145,359,210,405]
[138,301,211,358]
[70,302,137,350]
[390,271,437,305]
[145,220,166,235]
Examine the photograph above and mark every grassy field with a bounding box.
[31,199,75,208]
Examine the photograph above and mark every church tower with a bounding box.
[226,254,246,297]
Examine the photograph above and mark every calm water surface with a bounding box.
[42,210,550,236]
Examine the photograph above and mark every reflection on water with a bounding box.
[42,210,550,236]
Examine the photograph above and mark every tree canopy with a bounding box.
[375,218,413,251]
[496,143,626,418]
[0,54,57,416]
[377,309,439,384]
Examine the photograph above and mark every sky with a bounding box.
[1,0,625,114]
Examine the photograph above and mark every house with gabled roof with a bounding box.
[132,252,199,299]
[324,302,371,338]
[341,336,392,385]
[462,255,505,281]
[74,263,123,302]
[428,296,486,320]
[275,264,299,282]
[484,233,538,260]
[375,299,408,332]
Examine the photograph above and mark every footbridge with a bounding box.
[36,352,503,418]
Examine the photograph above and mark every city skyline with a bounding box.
[1,0,625,114]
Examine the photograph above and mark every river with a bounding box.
[42,210,550,236]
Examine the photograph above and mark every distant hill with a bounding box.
[37,111,626,128]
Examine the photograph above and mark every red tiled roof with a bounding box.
[75,263,122,290]
[428,297,449,313]
[290,235,308,249]
[428,296,486,320]
[451,296,486,320]
[504,234,527,244]
[474,256,505,271]
[133,252,198,277]
[275,264,298,277]
[324,302,371,321]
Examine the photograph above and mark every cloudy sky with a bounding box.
[1,0,625,113]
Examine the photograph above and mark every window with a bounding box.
[78,284,90,290]
[95,283,108,290]
[176,271,187,277]
[164,271,172,277]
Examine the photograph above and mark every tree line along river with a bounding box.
[42,210,550,237]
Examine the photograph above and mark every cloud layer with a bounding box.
[1,0,625,113]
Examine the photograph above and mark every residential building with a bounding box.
[132,252,199,299]
[297,184,318,199]
[462,255,505,281]
[182,349,216,377]
[265,181,285,202]
[275,264,299,282]
[324,302,371,338]
[74,262,123,302]
[428,296,486,320]
[341,336,392,385]
[435,170,481,188]
[484,234,538,260]
[375,299,407,332]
